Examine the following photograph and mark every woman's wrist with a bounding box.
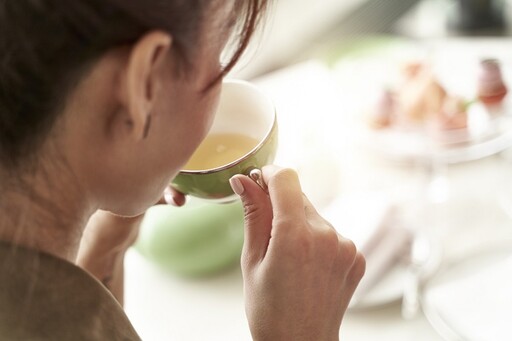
[80,211,142,255]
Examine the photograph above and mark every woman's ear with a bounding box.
[118,30,172,140]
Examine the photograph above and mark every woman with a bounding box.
[0,0,365,340]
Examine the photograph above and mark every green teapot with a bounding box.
[136,199,245,277]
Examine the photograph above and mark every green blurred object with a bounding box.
[135,199,245,277]
[324,35,399,66]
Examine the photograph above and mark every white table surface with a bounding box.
[125,39,512,340]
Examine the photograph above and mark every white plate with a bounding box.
[358,112,512,165]
[349,261,409,310]
[321,192,412,310]
[422,244,512,341]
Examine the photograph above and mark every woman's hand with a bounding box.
[76,187,185,305]
[230,166,365,341]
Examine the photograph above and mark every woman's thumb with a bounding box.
[230,174,273,266]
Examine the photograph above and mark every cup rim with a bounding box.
[180,79,276,175]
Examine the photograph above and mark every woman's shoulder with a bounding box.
[0,241,141,340]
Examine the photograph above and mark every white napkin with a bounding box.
[424,254,512,341]
[321,191,412,305]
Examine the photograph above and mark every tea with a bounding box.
[184,133,260,170]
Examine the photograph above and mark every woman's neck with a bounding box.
[0,160,96,262]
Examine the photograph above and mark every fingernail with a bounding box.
[229,177,245,196]
[164,189,178,206]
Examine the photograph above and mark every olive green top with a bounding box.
[0,240,141,340]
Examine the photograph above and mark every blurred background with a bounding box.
[235,0,512,79]
[127,1,512,340]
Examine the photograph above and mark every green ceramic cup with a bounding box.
[171,79,278,203]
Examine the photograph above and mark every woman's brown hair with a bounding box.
[0,0,269,171]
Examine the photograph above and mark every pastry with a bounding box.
[368,89,395,129]
[477,59,508,105]
[436,96,468,131]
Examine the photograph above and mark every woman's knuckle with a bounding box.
[273,216,298,232]
[317,228,339,255]
[349,252,366,283]
[323,219,335,230]
[338,238,358,263]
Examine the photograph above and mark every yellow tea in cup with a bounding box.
[184,133,260,171]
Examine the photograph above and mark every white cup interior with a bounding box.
[210,80,275,141]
